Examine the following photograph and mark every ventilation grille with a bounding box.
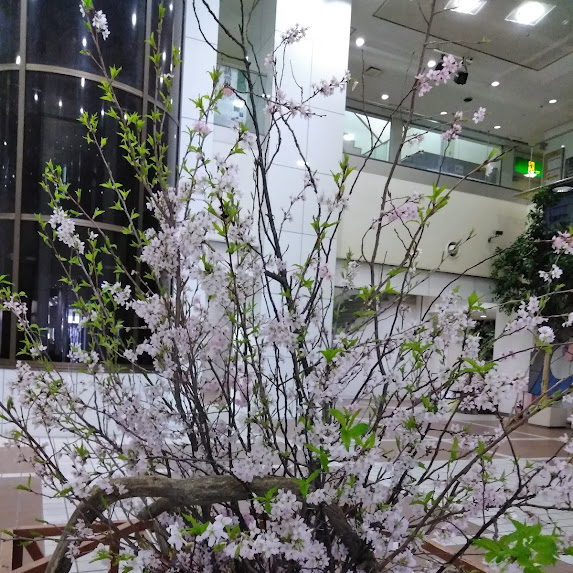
[364,66,383,78]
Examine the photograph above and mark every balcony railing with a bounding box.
[343,109,503,186]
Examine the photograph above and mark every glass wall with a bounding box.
[344,109,503,186]
[401,125,500,185]
[343,112,390,162]
[0,0,184,364]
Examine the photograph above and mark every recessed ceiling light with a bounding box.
[428,59,437,68]
[445,0,487,15]
[549,99,557,103]
[343,133,355,142]
[491,80,500,87]
[440,111,448,115]
[381,93,389,100]
[355,37,365,47]
[494,125,501,129]
[505,1,555,26]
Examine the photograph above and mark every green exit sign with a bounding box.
[515,156,542,177]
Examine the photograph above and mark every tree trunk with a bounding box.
[541,349,552,395]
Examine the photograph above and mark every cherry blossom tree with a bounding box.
[2,1,573,572]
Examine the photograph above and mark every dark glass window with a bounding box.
[0,220,13,359]
[0,72,18,212]
[23,73,142,225]
[19,222,136,362]
[0,1,19,64]
[149,0,184,117]
[27,0,146,89]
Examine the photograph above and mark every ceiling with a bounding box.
[349,0,573,144]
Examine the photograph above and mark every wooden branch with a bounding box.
[46,475,294,573]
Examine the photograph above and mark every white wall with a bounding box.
[337,161,529,278]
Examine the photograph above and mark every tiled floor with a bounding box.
[1,415,573,572]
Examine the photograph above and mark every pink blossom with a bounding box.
[472,107,486,124]
[441,123,462,141]
[193,120,211,135]
[222,85,233,97]
[538,326,555,344]
[92,10,110,40]
[281,24,308,44]
[552,231,573,254]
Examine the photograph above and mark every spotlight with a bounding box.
[381,93,389,100]
[355,37,365,47]
[428,59,437,68]
[549,99,557,104]
[454,59,469,85]
[491,80,500,87]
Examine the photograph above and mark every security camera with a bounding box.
[447,242,460,257]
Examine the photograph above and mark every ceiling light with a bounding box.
[343,133,355,141]
[234,99,245,108]
[15,55,20,65]
[80,107,84,114]
[505,1,555,26]
[132,13,137,27]
[355,37,365,47]
[549,99,557,103]
[169,3,173,10]
[82,37,87,48]
[381,93,389,100]
[480,314,487,319]
[428,59,437,68]
[81,77,85,88]
[440,111,448,116]
[555,186,573,193]
[494,125,501,129]
[34,93,38,102]
[58,99,62,108]
[491,80,500,87]
[296,159,306,167]
[445,0,487,15]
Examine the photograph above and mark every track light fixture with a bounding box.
[454,59,469,85]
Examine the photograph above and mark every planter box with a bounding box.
[529,405,569,427]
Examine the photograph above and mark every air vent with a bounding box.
[364,66,382,78]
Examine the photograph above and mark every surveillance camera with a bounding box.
[447,241,460,257]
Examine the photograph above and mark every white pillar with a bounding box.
[180,0,221,160]
[493,311,533,414]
